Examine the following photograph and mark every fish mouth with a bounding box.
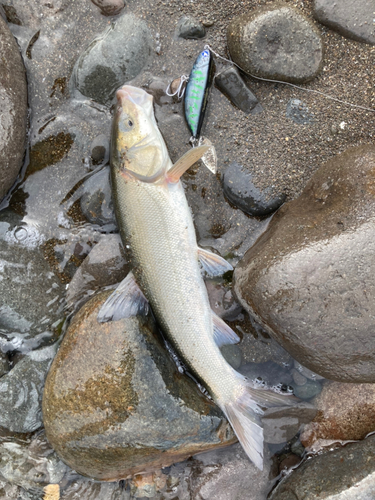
[116,85,153,109]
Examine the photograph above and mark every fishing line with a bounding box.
[204,44,375,113]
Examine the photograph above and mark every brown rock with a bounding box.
[43,292,235,481]
[300,381,375,450]
[234,145,375,382]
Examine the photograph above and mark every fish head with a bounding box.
[111,85,169,178]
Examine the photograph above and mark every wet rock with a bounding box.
[215,66,259,114]
[300,381,375,450]
[61,480,129,499]
[223,161,286,216]
[240,361,293,389]
[66,234,129,311]
[0,352,10,377]
[176,16,206,39]
[314,0,375,45]
[43,292,236,481]
[0,210,66,353]
[0,344,57,432]
[90,0,125,17]
[294,360,325,381]
[0,431,68,494]
[220,344,242,370]
[80,167,116,229]
[227,3,323,83]
[0,14,28,202]
[70,14,153,105]
[292,379,322,401]
[286,98,314,125]
[205,280,242,321]
[266,399,316,445]
[234,145,375,382]
[270,434,375,499]
[89,134,110,167]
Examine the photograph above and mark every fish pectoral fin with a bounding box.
[198,137,217,174]
[198,248,233,276]
[167,145,210,183]
[97,271,149,323]
[212,313,240,346]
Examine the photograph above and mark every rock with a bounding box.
[234,145,375,382]
[300,381,375,450]
[314,0,375,45]
[80,167,116,229]
[176,16,206,39]
[90,0,125,17]
[215,66,259,114]
[223,161,286,216]
[0,14,28,202]
[292,379,322,400]
[0,352,9,377]
[220,344,242,369]
[89,134,110,167]
[0,210,66,353]
[286,98,314,125]
[43,292,236,481]
[70,14,153,105]
[227,3,323,83]
[61,480,128,499]
[0,344,57,432]
[205,280,242,321]
[66,234,129,311]
[270,434,375,500]
[0,431,68,494]
[294,360,325,381]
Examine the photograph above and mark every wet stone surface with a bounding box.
[0,14,27,202]
[223,161,286,216]
[90,0,126,17]
[215,66,260,114]
[227,3,324,83]
[0,344,57,432]
[70,14,153,105]
[301,381,375,451]
[65,234,130,312]
[235,145,375,382]
[0,210,66,353]
[314,0,375,45]
[80,167,116,230]
[43,293,236,480]
[176,15,206,39]
[270,434,375,500]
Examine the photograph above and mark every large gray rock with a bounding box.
[227,3,323,84]
[0,210,66,353]
[0,344,57,432]
[234,145,375,382]
[270,434,375,499]
[43,292,236,481]
[70,14,153,105]
[0,14,27,201]
[314,0,375,45]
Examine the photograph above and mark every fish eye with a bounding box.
[128,119,133,127]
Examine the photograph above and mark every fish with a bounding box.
[98,85,297,470]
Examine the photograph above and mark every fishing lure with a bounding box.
[184,49,215,143]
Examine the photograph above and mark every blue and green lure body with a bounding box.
[184,49,215,141]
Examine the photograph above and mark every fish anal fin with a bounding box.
[212,313,240,346]
[97,271,149,323]
[167,145,210,183]
[198,248,233,276]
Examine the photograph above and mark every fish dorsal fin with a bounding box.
[198,248,233,276]
[212,313,240,346]
[167,145,210,183]
[97,271,149,323]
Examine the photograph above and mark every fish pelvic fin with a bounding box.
[167,145,210,183]
[198,248,233,276]
[97,271,149,323]
[212,313,240,346]
[217,375,299,470]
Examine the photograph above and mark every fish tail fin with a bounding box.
[217,374,299,470]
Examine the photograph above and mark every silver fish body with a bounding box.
[99,85,297,469]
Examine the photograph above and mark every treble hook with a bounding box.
[166,75,189,99]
